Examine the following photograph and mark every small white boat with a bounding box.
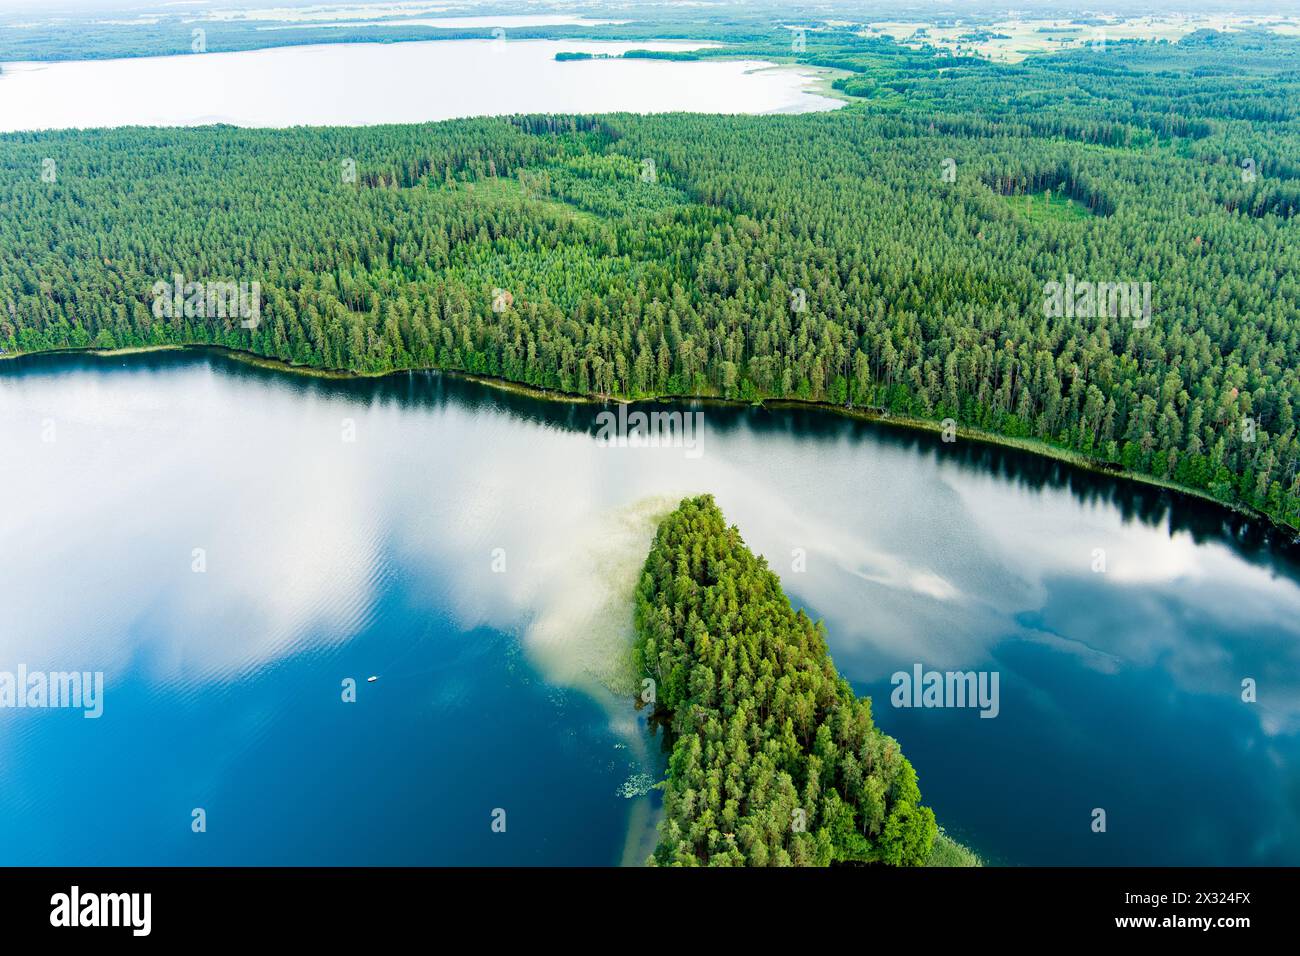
[367,676,379,683]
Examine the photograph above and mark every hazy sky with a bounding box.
[0,0,1293,18]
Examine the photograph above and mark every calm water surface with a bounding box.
[2,349,1298,865]
[0,39,840,132]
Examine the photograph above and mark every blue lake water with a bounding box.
[2,348,1299,865]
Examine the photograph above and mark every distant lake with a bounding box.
[0,39,841,131]
[2,349,1299,865]
[251,15,629,30]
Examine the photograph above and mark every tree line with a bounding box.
[3,29,1300,529]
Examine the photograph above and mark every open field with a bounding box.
[863,14,1300,62]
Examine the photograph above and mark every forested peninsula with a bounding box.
[4,29,1300,530]
[633,496,972,867]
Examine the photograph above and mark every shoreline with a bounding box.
[4,341,1250,869]
[4,342,1295,537]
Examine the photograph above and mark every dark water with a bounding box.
[2,349,1299,865]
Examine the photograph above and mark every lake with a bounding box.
[0,39,841,132]
[2,349,1298,865]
